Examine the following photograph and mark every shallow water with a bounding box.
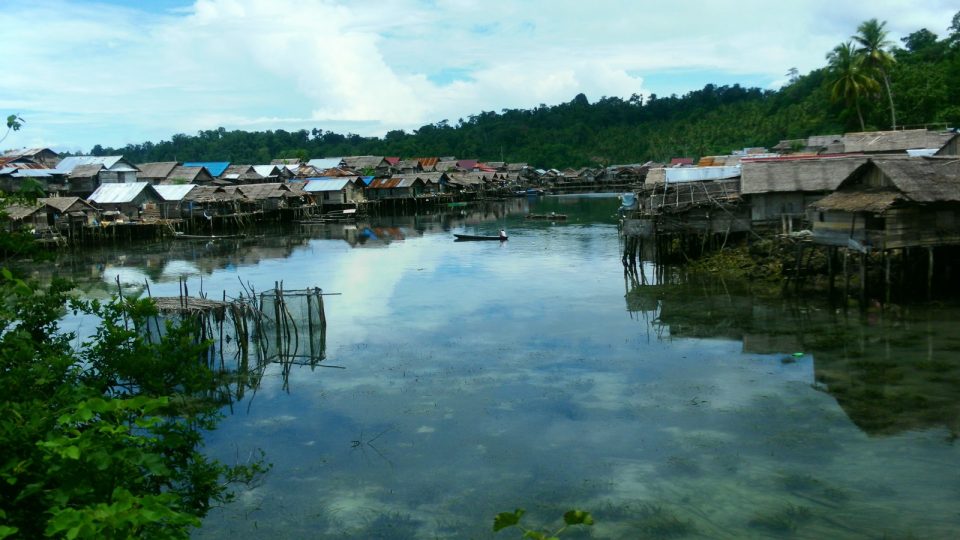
[31,194,960,538]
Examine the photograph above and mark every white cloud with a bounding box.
[0,0,954,151]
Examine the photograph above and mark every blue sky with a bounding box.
[0,0,956,152]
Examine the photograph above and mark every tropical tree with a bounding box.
[827,42,879,130]
[853,18,897,129]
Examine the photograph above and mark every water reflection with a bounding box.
[14,194,960,538]
[625,266,960,438]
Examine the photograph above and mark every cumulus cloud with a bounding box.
[0,0,954,150]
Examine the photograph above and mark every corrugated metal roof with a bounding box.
[304,178,351,192]
[184,161,230,177]
[69,164,105,178]
[57,155,128,172]
[665,166,741,183]
[253,165,280,177]
[88,182,154,204]
[307,157,343,170]
[154,184,197,201]
[3,168,59,177]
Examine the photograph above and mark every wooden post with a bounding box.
[928,247,934,301]
[843,249,850,305]
[828,246,836,297]
[884,251,891,305]
[859,252,867,308]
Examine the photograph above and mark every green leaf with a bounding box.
[493,508,525,532]
[0,525,19,540]
[522,531,552,540]
[563,510,594,526]
[63,446,81,460]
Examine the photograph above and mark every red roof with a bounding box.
[456,159,478,170]
[670,157,694,166]
[385,157,401,165]
[415,157,439,168]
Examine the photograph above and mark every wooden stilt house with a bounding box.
[810,157,960,251]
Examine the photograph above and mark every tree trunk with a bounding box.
[856,99,866,131]
[881,69,896,129]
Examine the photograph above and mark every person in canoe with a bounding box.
[499,229,507,240]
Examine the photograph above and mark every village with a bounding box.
[620,127,960,303]
[4,127,960,304]
[0,151,644,244]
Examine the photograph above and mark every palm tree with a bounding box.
[826,42,879,131]
[853,18,897,129]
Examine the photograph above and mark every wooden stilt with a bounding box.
[843,249,850,305]
[884,251,891,305]
[928,247,935,301]
[859,252,867,308]
[827,246,836,297]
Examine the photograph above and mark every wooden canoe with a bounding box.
[454,234,507,241]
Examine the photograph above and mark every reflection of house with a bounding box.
[740,156,868,230]
[87,182,163,222]
[303,177,365,204]
[811,157,960,251]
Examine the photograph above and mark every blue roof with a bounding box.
[184,161,230,177]
[359,175,374,185]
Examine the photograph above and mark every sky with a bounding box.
[0,0,956,153]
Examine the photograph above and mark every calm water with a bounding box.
[31,194,960,538]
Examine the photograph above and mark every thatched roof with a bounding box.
[164,166,209,183]
[840,129,956,154]
[221,164,259,181]
[813,157,960,212]
[740,156,868,195]
[39,196,95,213]
[3,203,43,221]
[813,190,903,213]
[136,162,178,180]
[341,156,386,170]
[69,163,104,179]
[183,185,241,203]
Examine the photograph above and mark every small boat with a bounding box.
[454,233,507,242]
[526,213,567,220]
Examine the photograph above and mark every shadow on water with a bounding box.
[625,264,960,439]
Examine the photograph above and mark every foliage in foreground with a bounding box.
[493,508,594,539]
[0,272,268,539]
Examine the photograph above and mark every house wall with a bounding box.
[812,206,960,250]
[747,192,827,222]
[100,170,138,184]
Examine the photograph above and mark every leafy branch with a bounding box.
[493,508,594,539]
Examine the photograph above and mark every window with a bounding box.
[864,214,885,230]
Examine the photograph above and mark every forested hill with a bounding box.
[92,17,960,169]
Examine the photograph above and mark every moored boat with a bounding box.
[454,233,507,241]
